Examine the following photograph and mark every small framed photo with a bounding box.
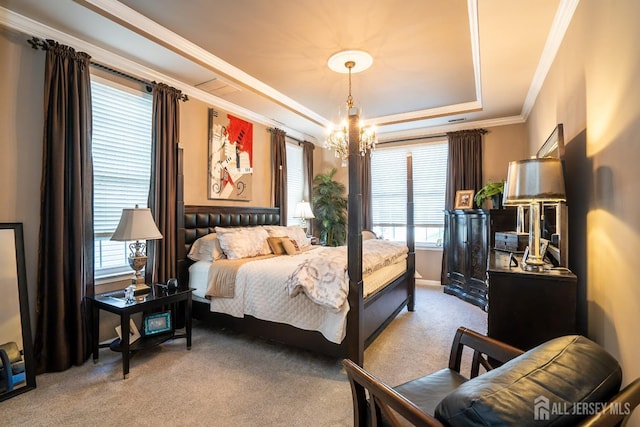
[144,312,172,335]
[454,190,475,209]
[115,319,141,344]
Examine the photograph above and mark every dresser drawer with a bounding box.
[494,231,528,252]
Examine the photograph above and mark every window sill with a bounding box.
[95,273,132,288]
[415,244,443,252]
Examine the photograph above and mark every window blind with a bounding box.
[371,140,448,242]
[91,78,152,277]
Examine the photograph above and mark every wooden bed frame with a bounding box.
[175,147,415,365]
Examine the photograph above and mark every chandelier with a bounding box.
[325,54,377,164]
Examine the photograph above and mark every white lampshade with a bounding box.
[503,158,566,205]
[294,201,315,219]
[111,207,163,241]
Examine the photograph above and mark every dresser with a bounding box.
[443,209,515,309]
[487,251,577,350]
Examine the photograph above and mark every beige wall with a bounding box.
[0,28,44,331]
[526,1,640,421]
[180,97,272,207]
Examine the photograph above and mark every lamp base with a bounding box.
[132,282,150,295]
[521,263,547,273]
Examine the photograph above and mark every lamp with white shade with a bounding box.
[111,205,163,294]
[503,158,566,271]
[294,200,315,235]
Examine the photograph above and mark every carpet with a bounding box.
[0,284,486,426]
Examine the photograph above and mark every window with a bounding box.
[285,140,304,226]
[91,77,153,279]
[370,140,448,246]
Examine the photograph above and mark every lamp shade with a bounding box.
[294,201,315,219]
[503,158,566,205]
[111,207,163,241]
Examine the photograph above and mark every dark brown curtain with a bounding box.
[361,151,373,231]
[147,82,181,284]
[303,140,315,235]
[441,129,486,284]
[34,41,94,373]
[271,128,287,223]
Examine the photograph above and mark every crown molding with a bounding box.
[521,0,580,120]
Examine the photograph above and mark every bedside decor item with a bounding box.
[144,312,172,335]
[454,190,474,209]
[503,158,566,271]
[474,181,505,208]
[111,205,163,295]
[115,319,140,343]
[294,200,315,235]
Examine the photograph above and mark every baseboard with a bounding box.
[416,279,442,288]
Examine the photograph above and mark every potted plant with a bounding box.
[474,180,505,209]
[312,168,347,246]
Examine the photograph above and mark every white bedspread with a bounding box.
[193,240,408,344]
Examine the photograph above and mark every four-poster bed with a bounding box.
[175,147,415,365]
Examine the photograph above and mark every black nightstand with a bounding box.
[87,285,192,379]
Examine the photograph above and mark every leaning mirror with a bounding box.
[0,223,36,401]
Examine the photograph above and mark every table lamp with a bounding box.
[503,158,566,271]
[294,200,315,235]
[111,205,163,294]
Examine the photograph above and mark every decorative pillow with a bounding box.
[187,233,225,262]
[282,238,302,255]
[214,226,271,259]
[267,236,288,255]
[362,230,378,240]
[264,225,311,248]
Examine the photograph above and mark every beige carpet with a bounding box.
[0,284,486,426]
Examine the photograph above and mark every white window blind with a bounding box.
[370,140,448,245]
[91,78,153,278]
[286,140,304,226]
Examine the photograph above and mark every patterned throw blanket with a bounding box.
[284,240,408,311]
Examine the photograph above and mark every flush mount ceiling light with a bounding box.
[325,50,377,165]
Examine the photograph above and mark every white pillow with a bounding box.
[263,225,311,248]
[187,233,225,262]
[214,226,271,259]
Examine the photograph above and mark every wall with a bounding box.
[0,28,44,331]
[180,97,272,207]
[526,1,640,423]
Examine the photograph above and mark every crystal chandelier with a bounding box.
[325,59,377,164]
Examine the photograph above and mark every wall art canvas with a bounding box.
[208,108,253,200]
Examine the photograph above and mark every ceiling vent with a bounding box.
[196,78,240,97]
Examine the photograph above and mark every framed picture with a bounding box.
[454,190,475,209]
[207,108,254,201]
[536,123,565,159]
[144,312,172,335]
[115,319,141,344]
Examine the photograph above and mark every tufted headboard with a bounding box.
[176,205,281,286]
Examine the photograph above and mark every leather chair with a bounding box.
[0,341,26,392]
[343,327,640,426]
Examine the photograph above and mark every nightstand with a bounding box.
[87,285,192,379]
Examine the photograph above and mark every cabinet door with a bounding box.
[447,213,467,291]
[466,213,488,305]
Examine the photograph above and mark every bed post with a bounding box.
[407,152,416,311]
[176,144,187,287]
[346,111,364,366]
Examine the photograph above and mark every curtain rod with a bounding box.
[27,37,188,102]
[267,127,306,145]
[378,133,447,145]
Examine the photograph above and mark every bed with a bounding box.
[175,149,415,365]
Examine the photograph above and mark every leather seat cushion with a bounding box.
[394,368,469,416]
[0,342,21,364]
[434,335,622,426]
